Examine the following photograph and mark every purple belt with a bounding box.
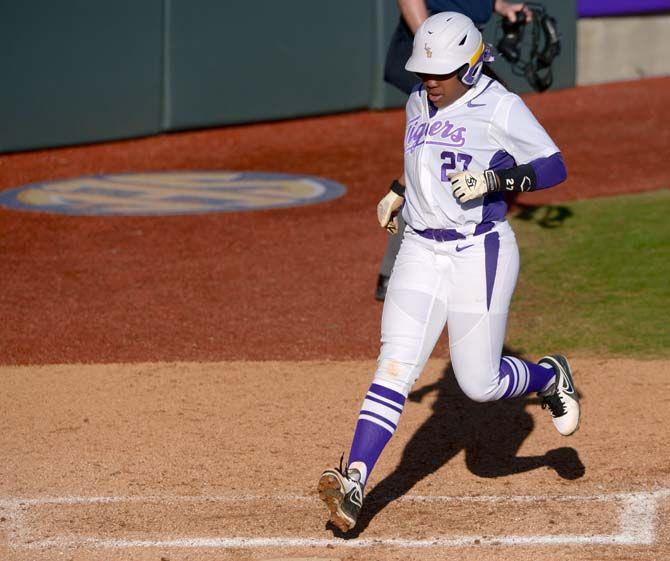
[415,221,495,242]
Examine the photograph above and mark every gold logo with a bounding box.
[424,43,432,58]
[2,172,346,216]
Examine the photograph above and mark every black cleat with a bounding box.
[317,462,364,532]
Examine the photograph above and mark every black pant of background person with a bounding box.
[376,18,416,301]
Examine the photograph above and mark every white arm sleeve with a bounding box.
[489,94,560,165]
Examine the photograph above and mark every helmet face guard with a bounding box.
[405,12,494,86]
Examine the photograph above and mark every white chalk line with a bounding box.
[24,534,649,549]
[1,489,667,550]
[1,489,666,507]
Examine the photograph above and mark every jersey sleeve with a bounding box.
[489,94,560,164]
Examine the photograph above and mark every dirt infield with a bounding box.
[0,78,669,560]
[0,78,669,364]
[1,358,669,560]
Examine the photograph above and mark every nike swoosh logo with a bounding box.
[348,487,363,508]
[561,373,575,394]
[466,79,494,108]
[456,244,474,252]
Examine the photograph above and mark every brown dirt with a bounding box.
[1,358,669,560]
[0,78,668,364]
[0,78,669,560]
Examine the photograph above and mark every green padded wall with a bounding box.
[0,1,577,152]
[164,0,377,129]
[0,0,163,153]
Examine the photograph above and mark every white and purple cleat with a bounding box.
[538,354,581,436]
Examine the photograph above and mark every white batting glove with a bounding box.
[448,170,498,204]
[377,191,404,234]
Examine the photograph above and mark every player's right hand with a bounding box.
[495,0,533,22]
[377,191,404,234]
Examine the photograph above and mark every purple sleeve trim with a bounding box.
[530,152,567,191]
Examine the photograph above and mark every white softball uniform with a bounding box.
[375,77,559,399]
[402,77,559,233]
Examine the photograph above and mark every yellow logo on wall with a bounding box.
[0,171,346,216]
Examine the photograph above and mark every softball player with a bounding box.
[377,0,533,300]
[318,12,580,533]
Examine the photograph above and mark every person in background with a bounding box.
[376,0,533,301]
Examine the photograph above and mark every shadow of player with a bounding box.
[506,195,574,229]
[330,345,585,538]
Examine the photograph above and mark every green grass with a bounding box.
[507,189,670,358]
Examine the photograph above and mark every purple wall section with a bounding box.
[579,0,670,17]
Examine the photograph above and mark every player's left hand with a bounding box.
[448,171,487,203]
[377,190,404,234]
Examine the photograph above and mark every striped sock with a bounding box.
[499,356,555,398]
[347,380,406,486]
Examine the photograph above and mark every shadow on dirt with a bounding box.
[329,345,585,538]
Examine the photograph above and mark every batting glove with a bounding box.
[448,170,499,203]
[377,191,404,234]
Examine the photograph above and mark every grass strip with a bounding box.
[507,189,669,358]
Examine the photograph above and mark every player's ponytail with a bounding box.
[481,64,511,90]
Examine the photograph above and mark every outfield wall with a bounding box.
[0,0,576,153]
[0,1,163,153]
[3,1,668,153]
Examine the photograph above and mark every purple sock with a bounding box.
[347,381,406,485]
[499,356,555,398]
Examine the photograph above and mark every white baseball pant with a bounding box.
[375,220,520,401]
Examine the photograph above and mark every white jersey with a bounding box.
[402,77,559,234]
